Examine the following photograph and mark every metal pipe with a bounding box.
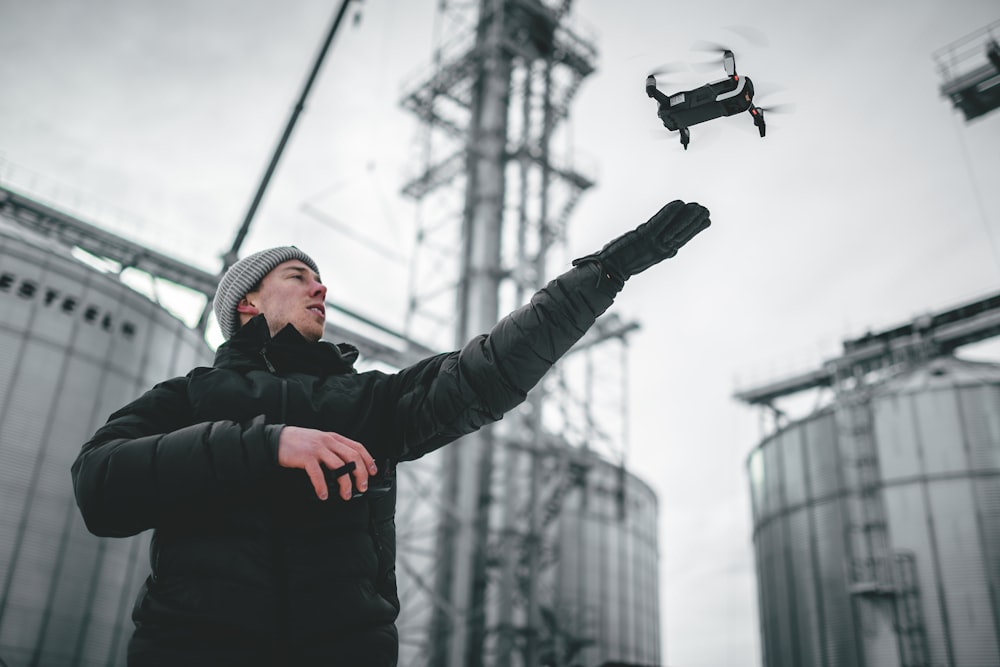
[198,0,356,329]
[225,0,355,264]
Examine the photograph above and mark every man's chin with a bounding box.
[302,324,324,343]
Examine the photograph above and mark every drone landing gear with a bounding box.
[750,107,766,137]
[679,127,690,150]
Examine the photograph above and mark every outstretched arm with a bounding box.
[392,200,711,459]
[571,200,710,290]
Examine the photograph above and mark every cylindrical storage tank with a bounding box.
[0,221,214,667]
[394,442,660,667]
[748,355,1000,667]
[555,446,660,667]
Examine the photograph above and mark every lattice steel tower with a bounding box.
[395,2,636,666]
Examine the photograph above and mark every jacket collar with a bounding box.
[214,314,359,375]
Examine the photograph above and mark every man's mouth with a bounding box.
[307,305,325,318]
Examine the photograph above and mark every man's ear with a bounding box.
[236,297,260,317]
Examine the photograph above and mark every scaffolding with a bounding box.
[396,2,636,666]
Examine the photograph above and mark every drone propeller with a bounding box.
[691,26,768,71]
[692,25,769,53]
[646,61,689,78]
[755,102,796,114]
[690,41,738,75]
[691,39,733,56]
[751,92,797,114]
[690,40,732,68]
[734,100,793,138]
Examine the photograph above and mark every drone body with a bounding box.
[646,50,765,149]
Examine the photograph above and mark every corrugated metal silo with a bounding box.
[394,442,660,667]
[554,445,661,667]
[748,355,1000,667]
[0,221,214,667]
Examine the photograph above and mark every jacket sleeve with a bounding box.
[70,376,283,538]
[391,262,618,461]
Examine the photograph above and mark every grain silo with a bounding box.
[553,444,661,667]
[738,294,1000,667]
[394,433,661,667]
[0,217,214,667]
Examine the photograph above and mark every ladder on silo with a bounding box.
[892,551,930,667]
[838,386,931,667]
[837,388,894,595]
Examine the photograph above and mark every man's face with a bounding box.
[237,260,327,342]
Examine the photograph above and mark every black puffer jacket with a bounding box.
[71,263,617,666]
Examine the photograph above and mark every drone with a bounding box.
[646,50,765,150]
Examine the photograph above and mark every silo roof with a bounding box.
[875,355,1000,394]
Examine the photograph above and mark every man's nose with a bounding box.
[311,281,327,300]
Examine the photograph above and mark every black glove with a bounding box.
[572,200,710,291]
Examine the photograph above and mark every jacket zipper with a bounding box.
[264,346,290,662]
[261,347,277,373]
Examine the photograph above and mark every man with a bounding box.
[71,200,710,666]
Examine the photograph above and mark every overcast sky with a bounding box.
[2,1,999,666]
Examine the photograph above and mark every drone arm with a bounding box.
[750,107,765,137]
[645,76,671,105]
[723,50,736,77]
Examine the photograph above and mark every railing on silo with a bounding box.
[933,19,1000,122]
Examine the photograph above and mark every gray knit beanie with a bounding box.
[213,246,320,339]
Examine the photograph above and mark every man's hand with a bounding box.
[573,200,711,289]
[277,426,378,501]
